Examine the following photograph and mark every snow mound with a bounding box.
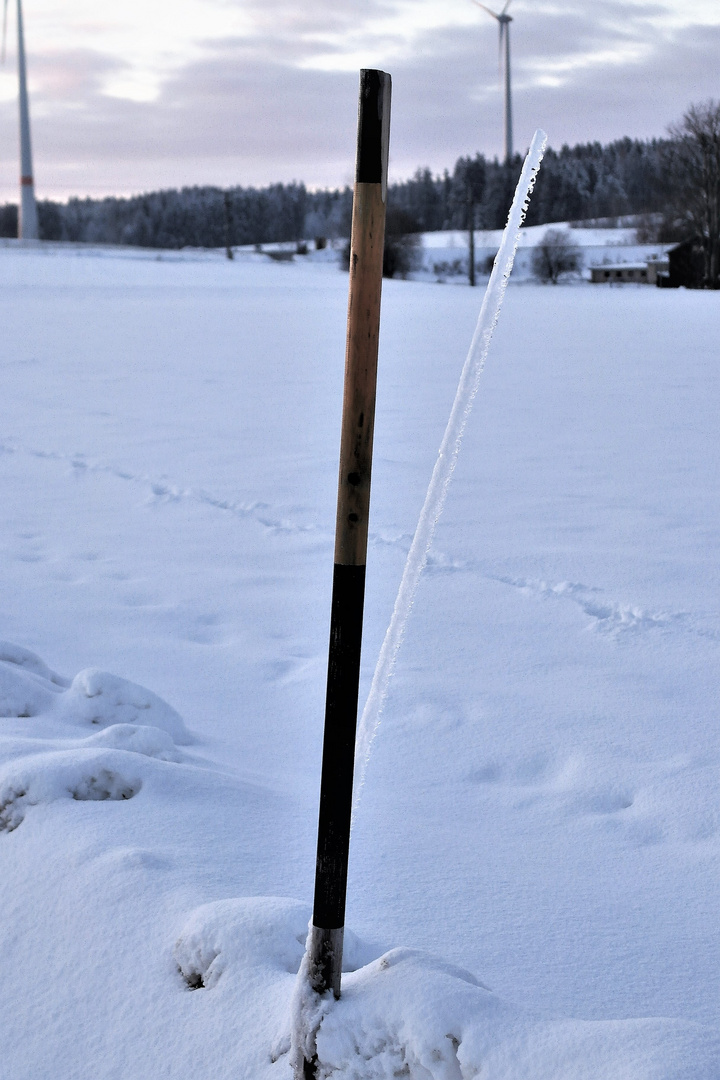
[0,748,142,832]
[0,641,70,689]
[80,722,180,761]
[0,634,716,1077]
[175,897,311,990]
[174,899,379,993]
[0,660,63,717]
[0,642,68,716]
[306,947,720,1080]
[0,643,191,744]
[55,669,191,743]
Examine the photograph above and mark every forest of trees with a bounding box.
[0,136,675,250]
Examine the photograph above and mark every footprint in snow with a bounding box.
[496,576,679,637]
[467,751,582,791]
[571,787,635,815]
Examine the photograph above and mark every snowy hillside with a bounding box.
[229,223,669,281]
[0,243,718,1078]
[419,224,668,280]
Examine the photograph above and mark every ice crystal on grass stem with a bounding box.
[353,129,548,812]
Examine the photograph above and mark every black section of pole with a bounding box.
[305,69,391,1012]
[312,564,366,929]
[356,69,386,185]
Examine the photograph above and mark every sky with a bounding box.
[0,0,719,201]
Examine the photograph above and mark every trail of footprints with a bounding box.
[8,438,714,645]
[0,437,317,537]
[494,574,720,642]
[0,437,440,557]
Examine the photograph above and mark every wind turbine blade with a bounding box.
[472,0,500,20]
[501,0,513,15]
[1,0,9,65]
[498,19,505,78]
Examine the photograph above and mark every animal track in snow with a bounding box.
[571,787,635,815]
[496,576,688,637]
[0,437,320,538]
[467,751,582,792]
[70,768,140,803]
[0,438,458,563]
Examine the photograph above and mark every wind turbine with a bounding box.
[473,0,514,164]
[2,0,39,239]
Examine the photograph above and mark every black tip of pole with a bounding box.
[356,70,391,190]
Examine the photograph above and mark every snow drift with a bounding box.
[1,642,718,1078]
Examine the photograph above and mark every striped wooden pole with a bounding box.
[306,68,391,1002]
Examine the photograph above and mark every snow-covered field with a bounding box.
[1,243,718,1078]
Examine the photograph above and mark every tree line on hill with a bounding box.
[0,136,674,249]
[1,100,718,287]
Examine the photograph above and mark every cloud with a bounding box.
[0,0,718,200]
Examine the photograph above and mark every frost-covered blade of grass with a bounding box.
[354,130,548,805]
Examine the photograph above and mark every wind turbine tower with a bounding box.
[2,0,39,239]
[474,0,514,164]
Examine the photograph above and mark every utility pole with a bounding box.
[468,195,476,287]
[223,190,234,260]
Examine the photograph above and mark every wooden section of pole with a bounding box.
[306,68,391,1002]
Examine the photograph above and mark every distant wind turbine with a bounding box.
[473,0,514,164]
[2,0,39,239]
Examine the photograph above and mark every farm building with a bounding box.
[656,238,706,288]
[590,262,665,284]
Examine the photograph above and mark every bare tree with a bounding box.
[667,100,720,288]
[382,208,422,279]
[531,228,582,284]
